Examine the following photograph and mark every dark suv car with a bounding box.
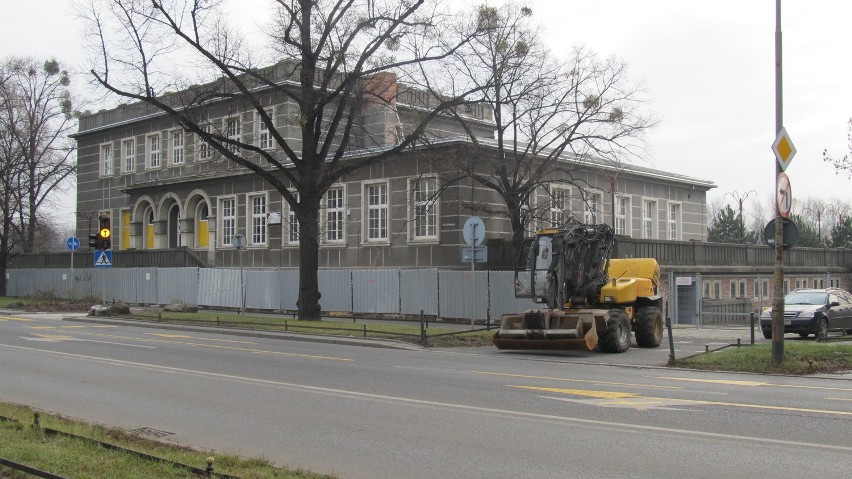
[760,288,852,339]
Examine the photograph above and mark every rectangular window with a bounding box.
[220,198,236,247]
[412,178,438,239]
[101,144,112,176]
[713,281,721,300]
[122,139,135,173]
[549,187,569,227]
[287,192,300,244]
[739,280,746,298]
[762,280,769,297]
[226,117,240,154]
[366,183,388,241]
[171,130,184,165]
[642,200,656,239]
[615,196,629,236]
[148,135,161,168]
[668,203,680,240]
[583,192,602,224]
[325,187,344,243]
[249,195,267,245]
[258,111,273,150]
[199,124,212,160]
[730,282,736,299]
[703,281,711,299]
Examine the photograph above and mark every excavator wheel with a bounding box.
[634,306,663,348]
[598,309,631,353]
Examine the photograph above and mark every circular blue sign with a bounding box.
[66,236,80,250]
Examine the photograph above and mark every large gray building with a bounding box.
[72,61,715,269]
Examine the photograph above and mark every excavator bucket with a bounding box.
[492,309,601,350]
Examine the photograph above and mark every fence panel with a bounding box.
[157,268,198,306]
[400,269,438,315]
[244,270,281,310]
[197,268,242,308]
[488,270,537,319]
[439,271,488,320]
[279,269,300,311]
[319,269,351,312]
[352,269,399,314]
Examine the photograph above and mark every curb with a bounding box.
[61,315,425,351]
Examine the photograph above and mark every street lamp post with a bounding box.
[725,190,756,243]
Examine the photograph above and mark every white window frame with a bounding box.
[257,110,273,150]
[615,195,630,236]
[219,196,236,247]
[642,199,657,239]
[171,130,184,165]
[148,134,161,169]
[364,181,389,243]
[323,186,345,244]
[225,116,241,154]
[668,202,681,240]
[410,177,439,241]
[100,143,112,176]
[286,191,300,245]
[583,191,603,224]
[121,139,135,173]
[738,280,747,298]
[198,124,212,160]
[549,186,570,228]
[248,193,268,246]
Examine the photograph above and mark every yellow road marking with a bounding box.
[473,371,681,390]
[657,376,852,392]
[827,397,852,402]
[27,326,57,330]
[512,385,852,416]
[0,316,33,321]
[511,385,638,399]
[146,333,255,344]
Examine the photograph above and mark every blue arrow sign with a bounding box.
[66,236,80,250]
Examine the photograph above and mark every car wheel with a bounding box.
[816,317,829,340]
[798,332,810,339]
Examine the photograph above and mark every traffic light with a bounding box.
[88,233,99,249]
[98,214,111,250]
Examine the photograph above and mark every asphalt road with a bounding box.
[1,311,851,479]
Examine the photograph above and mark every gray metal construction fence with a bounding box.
[6,267,537,321]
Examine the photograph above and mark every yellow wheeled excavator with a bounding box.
[492,218,663,353]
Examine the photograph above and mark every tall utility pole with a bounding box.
[772,0,785,365]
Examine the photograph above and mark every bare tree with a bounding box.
[824,118,852,178]
[445,3,655,251]
[0,57,76,295]
[80,0,486,320]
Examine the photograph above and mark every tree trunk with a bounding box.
[296,203,321,321]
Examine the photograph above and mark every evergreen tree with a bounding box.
[787,213,821,248]
[829,216,852,247]
[708,205,755,243]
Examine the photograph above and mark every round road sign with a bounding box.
[776,172,792,218]
[463,216,485,246]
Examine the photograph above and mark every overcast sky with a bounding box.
[2,0,851,228]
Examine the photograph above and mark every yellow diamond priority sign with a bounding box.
[772,127,796,171]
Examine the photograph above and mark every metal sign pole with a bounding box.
[471,223,476,328]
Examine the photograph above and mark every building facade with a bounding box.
[72,62,716,270]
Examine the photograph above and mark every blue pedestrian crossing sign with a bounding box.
[94,250,113,268]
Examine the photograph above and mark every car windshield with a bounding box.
[784,291,827,306]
